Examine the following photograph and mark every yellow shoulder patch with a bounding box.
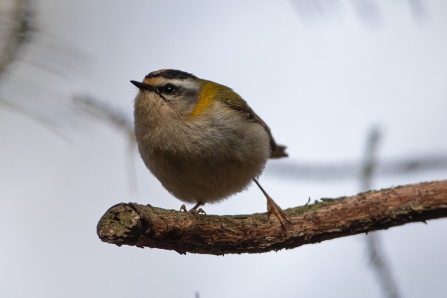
[189,81,221,118]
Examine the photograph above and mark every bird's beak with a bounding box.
[130,80,156,92]
[130,80,167,101]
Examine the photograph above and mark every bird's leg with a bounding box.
[180,202,206,217]
[254,178,290,235]
[190,202,206,215]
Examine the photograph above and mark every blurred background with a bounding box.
[1,0,446,297]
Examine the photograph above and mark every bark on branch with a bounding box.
[97,180,447,255]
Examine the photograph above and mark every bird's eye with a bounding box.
[161,84,176,94]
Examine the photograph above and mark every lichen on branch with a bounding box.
[97,180,447,255]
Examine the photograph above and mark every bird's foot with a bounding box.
[192,208,206,217]
[253,178,290,235]
[180,204,206,218]
[266,196,290,235]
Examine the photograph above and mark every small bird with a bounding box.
[131,69,290,231]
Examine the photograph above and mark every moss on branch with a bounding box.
[97,180,447,255]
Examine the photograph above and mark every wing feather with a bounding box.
[224,99,288,159]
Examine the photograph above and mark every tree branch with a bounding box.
[97,180,447,255]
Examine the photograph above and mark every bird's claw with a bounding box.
[180,204,206,217]
[267,196,290,235]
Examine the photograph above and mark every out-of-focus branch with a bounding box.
[361,127,403,298]
[266,156,447,180]
[73,95,134,142]
[1,0,85,133]
[366,234,402,298]
[361,126,380,191]
[0,0,34,80]
[73,95,137,193]
[97,180,447,255]
[289,0,427,22]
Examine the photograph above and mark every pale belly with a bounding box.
[135,104,271,205]
[145,147,268,204]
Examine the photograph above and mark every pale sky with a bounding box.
[1,1,447,297]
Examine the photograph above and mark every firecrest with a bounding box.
[131,69,290,231]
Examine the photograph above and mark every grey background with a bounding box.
[1,0,446,297]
